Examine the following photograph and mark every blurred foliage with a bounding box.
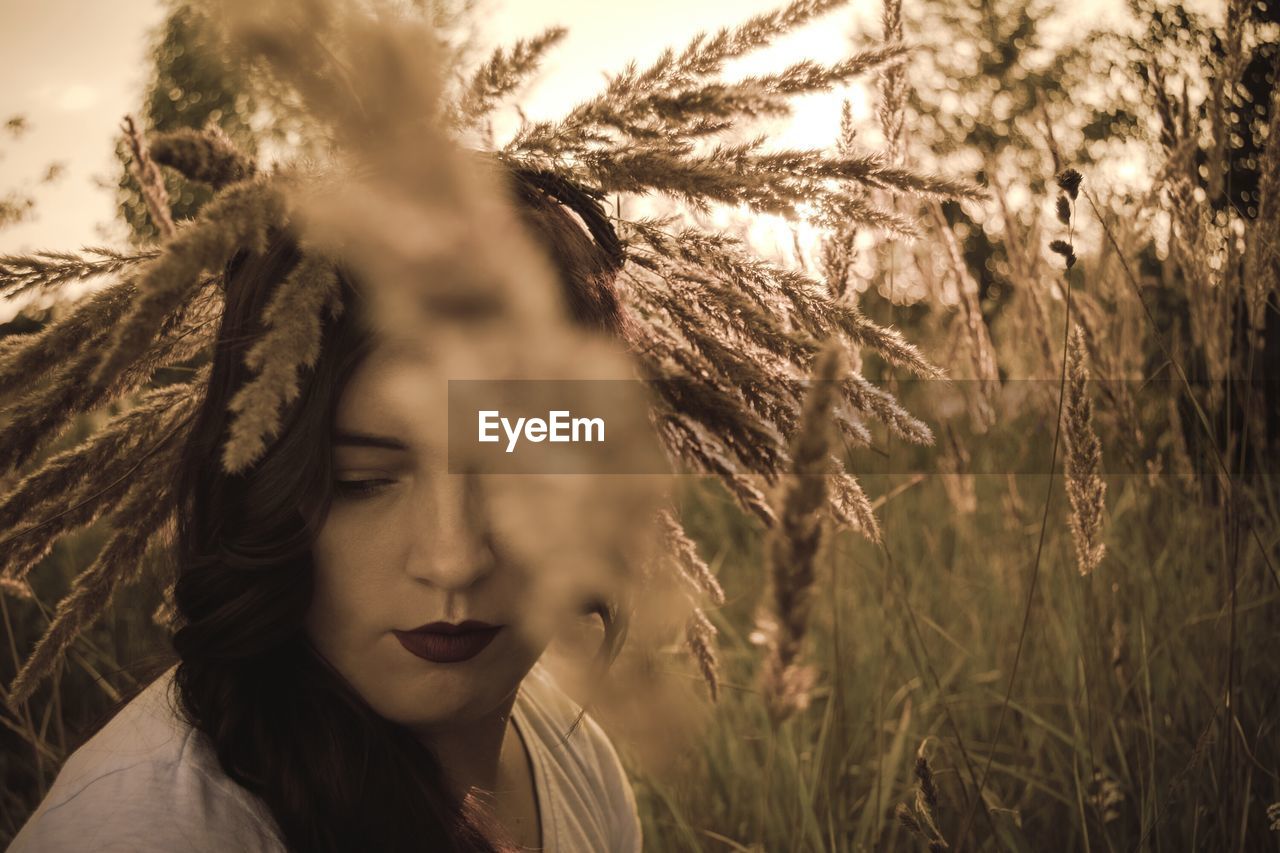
[870,0,1134,320]
[114,2,264,243]
[115,0,487,243]
[1132,0,1279,216]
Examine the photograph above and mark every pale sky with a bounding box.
[0,0,168,254]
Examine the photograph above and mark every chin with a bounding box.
[360,638,540,729]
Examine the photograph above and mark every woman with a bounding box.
[10,171,644,853]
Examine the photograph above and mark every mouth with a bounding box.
[392,620,504,664]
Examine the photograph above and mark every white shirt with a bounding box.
[10,661,642,852]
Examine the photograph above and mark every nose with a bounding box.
[403,469,496,591]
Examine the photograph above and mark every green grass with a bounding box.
[628,471,1280,851]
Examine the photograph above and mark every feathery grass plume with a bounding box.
[0,279,135,402]
[0,376,203,583]
[623,218,943,378]
[6,449,180,707]
[630,269,826,451]
[656,505,726,705]
[914,747,943,836]
[0,281,218,476]
[501,1,983,223]
[0,575,33,599]
[569,144,982,221]
[223,252,342,472]
[655,413,777,527]
[578,45,908,140]
[122,115,177,239]
[0,258,212,404]
[149,124,257,189]
[664,0,848,77]
[621,209,933,547]
[738,46,908,98]
[659,508,725,606]
[777,270,940,378]
[819,101,864,299]
[631,317,791,474]
[623,221,819,360]
[452,27,568,129]
[89,178,280,398]
[509,0,851,152]
[1063,325,1106,575]
[814,186,919,240]
[637,340,789,479]
[829,464,880,541]
[830,399,873,446]
[222,0,578,339]
[896,741,949,850]
[877,0,905,163]
[840,372,933,444]
[0,432,155,586]
[686,606,721,702]
[760,340,844,725]
[0,247,158,300]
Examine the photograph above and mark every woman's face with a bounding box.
[305,346,550,731]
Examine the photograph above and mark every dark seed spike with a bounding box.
[1056,168,1083,200]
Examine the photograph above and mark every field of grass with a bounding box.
[628,463,1278,850]
[2,0,1278,850]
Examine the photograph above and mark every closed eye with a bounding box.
[333,478,397,500]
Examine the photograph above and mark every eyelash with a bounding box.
[333,478,396,500]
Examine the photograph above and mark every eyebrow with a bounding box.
[332,430,410,451]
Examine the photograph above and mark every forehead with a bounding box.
[333,345,447,444]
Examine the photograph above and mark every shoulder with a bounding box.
[515,661,642,853]
[10,666,284,853]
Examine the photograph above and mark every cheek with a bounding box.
[305,505,403,654]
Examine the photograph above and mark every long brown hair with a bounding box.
[170,172,627,852]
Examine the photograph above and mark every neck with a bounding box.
[412,692,519,800]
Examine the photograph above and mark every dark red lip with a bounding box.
[393,621,503,664]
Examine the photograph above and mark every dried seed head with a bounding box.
[1056,194,1071,225]
[150,125,257,189]
[1049,239,1077,269]
[1056,168,1083,200]
[896,803,923,835]
[915,753,940,812]
[1064,325,1107,575]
